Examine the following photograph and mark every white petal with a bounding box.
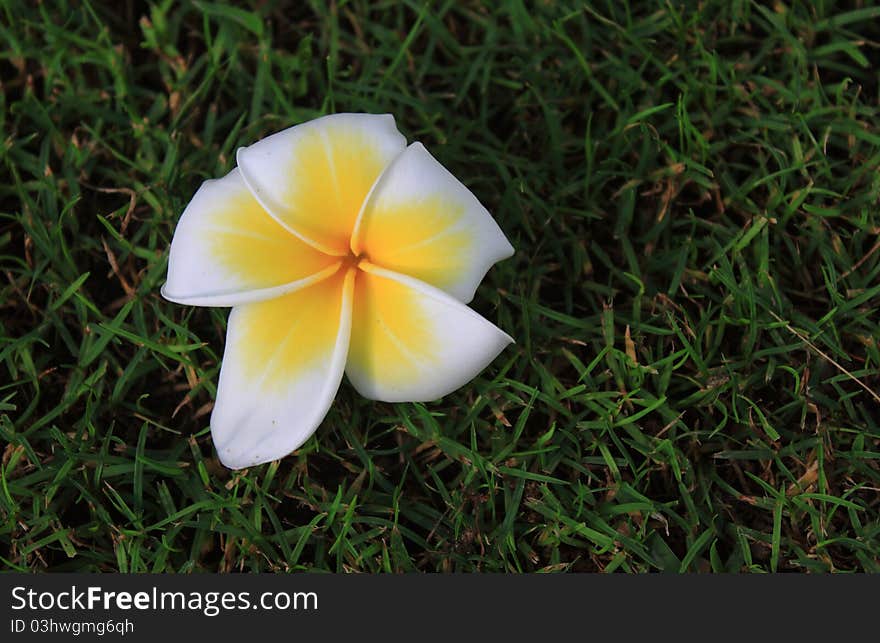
[210,268,355,469]
[237,113,407,256]
[351,142,514,303]
[162,168,339,307]
[346,263,513,402]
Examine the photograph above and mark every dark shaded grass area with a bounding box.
[1,0,879,572]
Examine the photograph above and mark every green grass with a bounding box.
[2,0,880,573]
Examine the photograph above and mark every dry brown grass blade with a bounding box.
[768,310,880,405]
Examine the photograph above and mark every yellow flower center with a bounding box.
[342,250,368,270]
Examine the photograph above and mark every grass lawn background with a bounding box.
[2,0,879,572]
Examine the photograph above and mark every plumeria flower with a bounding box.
[162,114,514,469]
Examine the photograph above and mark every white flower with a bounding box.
[163,114,514,469]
